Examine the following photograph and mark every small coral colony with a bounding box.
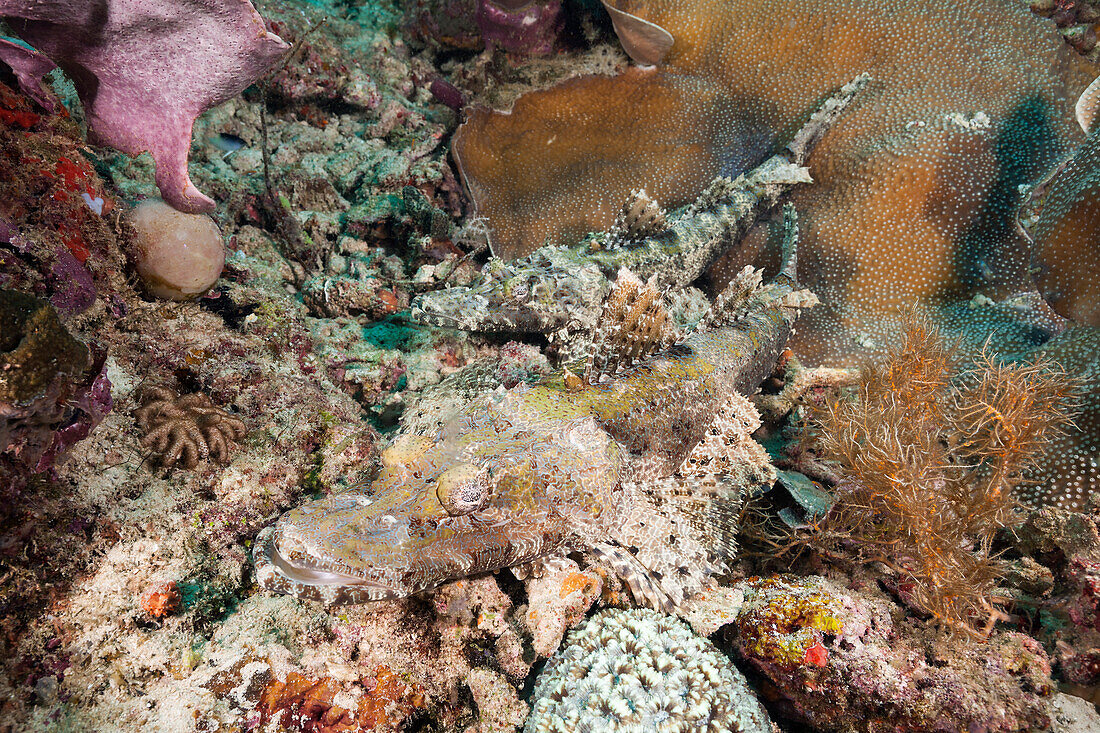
[2,0,1100,731]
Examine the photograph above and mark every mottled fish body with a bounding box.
[255,213,814,611]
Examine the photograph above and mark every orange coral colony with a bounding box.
[1027,76,1100,327]
[452,0,1095,365]
[140,582,181,619]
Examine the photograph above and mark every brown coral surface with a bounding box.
[453,0,1095,366]
[1027,124,1100,326]
[1024,326,1100,510]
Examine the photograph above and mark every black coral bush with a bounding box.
[808,319,1076,635]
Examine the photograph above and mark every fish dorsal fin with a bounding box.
[694,203,817,334]
[1077,75,1100,135]
[696,265,765,332]
[584,267,679,384]
[600,1,675,66]
[605,188,669,249]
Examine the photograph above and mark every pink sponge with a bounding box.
[0,0,288,213]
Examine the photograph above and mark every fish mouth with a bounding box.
[253,522,410,605]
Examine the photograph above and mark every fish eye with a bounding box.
[436,463,490,516]
[510,281,529,300]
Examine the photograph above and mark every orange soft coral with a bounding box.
[805,319,1078,634]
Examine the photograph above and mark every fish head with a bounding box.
[255,388,622,603]
[410,251,606,333]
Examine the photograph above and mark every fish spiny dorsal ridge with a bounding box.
[583,267,680,384]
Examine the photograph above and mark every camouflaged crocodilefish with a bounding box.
[254,207,816,612]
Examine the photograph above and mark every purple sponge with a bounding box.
[0,0,288,213]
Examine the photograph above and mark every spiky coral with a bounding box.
[806,319,1077,635]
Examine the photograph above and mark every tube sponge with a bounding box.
[127,199,225,301]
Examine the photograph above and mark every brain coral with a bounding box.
[525,608,773,732]
[453,0,1096,366]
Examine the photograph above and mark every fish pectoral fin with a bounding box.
[591,542,678,613]
[596,478,737,612]
[646,475,745,567]
[510,553,574,581]
[678,393,777,502]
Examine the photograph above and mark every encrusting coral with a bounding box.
[1021,75,1100,326]
[726,575,1060,732]
[139,582,182,620]
[452,0,1094,368]
[1022,326,1100,511]
[134,385,247,469]
[802,318,1078,634]
[526,608,773,732]
[257,666,427,732]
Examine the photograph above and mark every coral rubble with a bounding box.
[728,575,1058,732]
